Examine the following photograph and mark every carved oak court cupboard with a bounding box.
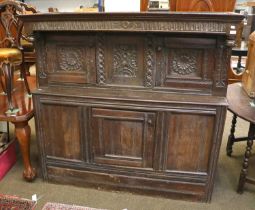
[20,12,242,202]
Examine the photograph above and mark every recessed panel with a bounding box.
[104,35,145,86]
[45,33,96,84]
[167,49,203,79]
[57,46,85,72]
[41,103,82,160]
[164,112,215,173]
[91,108,155,168]
[156,37,215,93]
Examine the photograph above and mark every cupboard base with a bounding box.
[45,166,209,202]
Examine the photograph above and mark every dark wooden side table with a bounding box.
[226,83,255,193]
[0,76,36,181]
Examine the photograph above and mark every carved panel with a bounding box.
[156,37,215,94]
[169,49,199,76]
[43,34,97,85]
[57,47,83,72]
[104,35,145,86]
[113,45,138,78]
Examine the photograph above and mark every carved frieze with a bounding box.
[57,47,83,72]
[28,21,228,34]
[170,49,198,75]
[113,45,138,78]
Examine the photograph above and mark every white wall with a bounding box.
[104,0,140,12]
[25,0,97,12]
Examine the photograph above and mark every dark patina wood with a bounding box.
[19,12,242,202]
[226,83,255,193]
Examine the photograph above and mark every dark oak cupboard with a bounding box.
[20,12,242,202]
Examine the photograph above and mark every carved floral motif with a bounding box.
[113,45,138,77]
[58,47,83,71]
[171,50,198,75]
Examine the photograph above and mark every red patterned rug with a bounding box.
[0,194,36,210]
[42,202,107,210]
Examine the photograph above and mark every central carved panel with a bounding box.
[58,47,84,72]
[170,49,199,75]
[113,45,138,78]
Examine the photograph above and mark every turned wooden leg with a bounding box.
[2,63,14,110]
[227,114,237,157]
[237,123,255,194]
[14,121,36,181]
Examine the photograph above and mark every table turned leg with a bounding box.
[14,121,36,181]
[227,114,237,156]
[237,123,255,194]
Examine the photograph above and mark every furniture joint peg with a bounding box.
[147,119,153,125]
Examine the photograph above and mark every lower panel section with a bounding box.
[34,93,227,203]
[47,166,206,202]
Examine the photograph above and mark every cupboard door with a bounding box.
[91,108,156,169]
[104,34,146,87]
[45,33,96,85]
[156,37,216,94]
[163,112,215,173]
[41,103,83,161]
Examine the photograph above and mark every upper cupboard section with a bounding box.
[37,32,229,96]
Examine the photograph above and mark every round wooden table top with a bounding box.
[227,83,255,124]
